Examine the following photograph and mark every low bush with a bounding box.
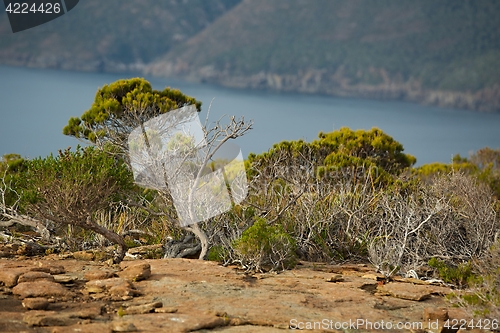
[233,218,297,272]
[207,245,231,263]
[368,172,498,277]
[14,146,135,262]
[428,257,476,288]
[452,240,500,320]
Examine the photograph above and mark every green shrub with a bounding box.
[207,245,231,263]
[428,257,476,288]
[12,145,134,262]
[452,240,500,319]
[233,218,297,272]
[417,148,500,198]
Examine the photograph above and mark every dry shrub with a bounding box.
[451,240,500,322]
[368,172,498,277]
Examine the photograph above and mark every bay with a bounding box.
[0,65,499,166]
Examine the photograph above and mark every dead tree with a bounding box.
[0,167,51,241]
[127,105,252,259]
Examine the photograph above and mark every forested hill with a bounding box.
[0,0,241,71]
[146,0,500,112]
[1,0,500,112]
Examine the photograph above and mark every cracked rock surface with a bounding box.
[0,253,480,333]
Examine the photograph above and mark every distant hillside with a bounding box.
[1,0,500,112]
[0,0,241,72]
[146,0,500,112]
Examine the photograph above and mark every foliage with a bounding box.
[63,78,201,152]
[0,154,27,211]
[428,257,476,288]
[417,147,500,198]
[233,218,297,272]
[5,89,500,285]
[470,147,500,198]
[415,162,454,178]
[242,128,415,264]
[247,127,414,189]
[207,244,231,262]
[240,128,421,268]
[272,127,412,171]
[316,127,416,174]
[63,77,253,261]
[19,146,133,209]
[416,156,478,179]
[369,172,498,277]
[451,240,500,319]
[13,145,135,262]
[0,154,26,175]
[1,153,55,240]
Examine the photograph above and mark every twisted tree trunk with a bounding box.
[83,217,127,263]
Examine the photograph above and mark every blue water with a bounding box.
[1,65,499,166]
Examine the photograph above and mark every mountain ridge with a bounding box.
[145,0,500,112]
[1,0,499,112]
[0,0,241,72]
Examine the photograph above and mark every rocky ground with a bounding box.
[0,244,493,333]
